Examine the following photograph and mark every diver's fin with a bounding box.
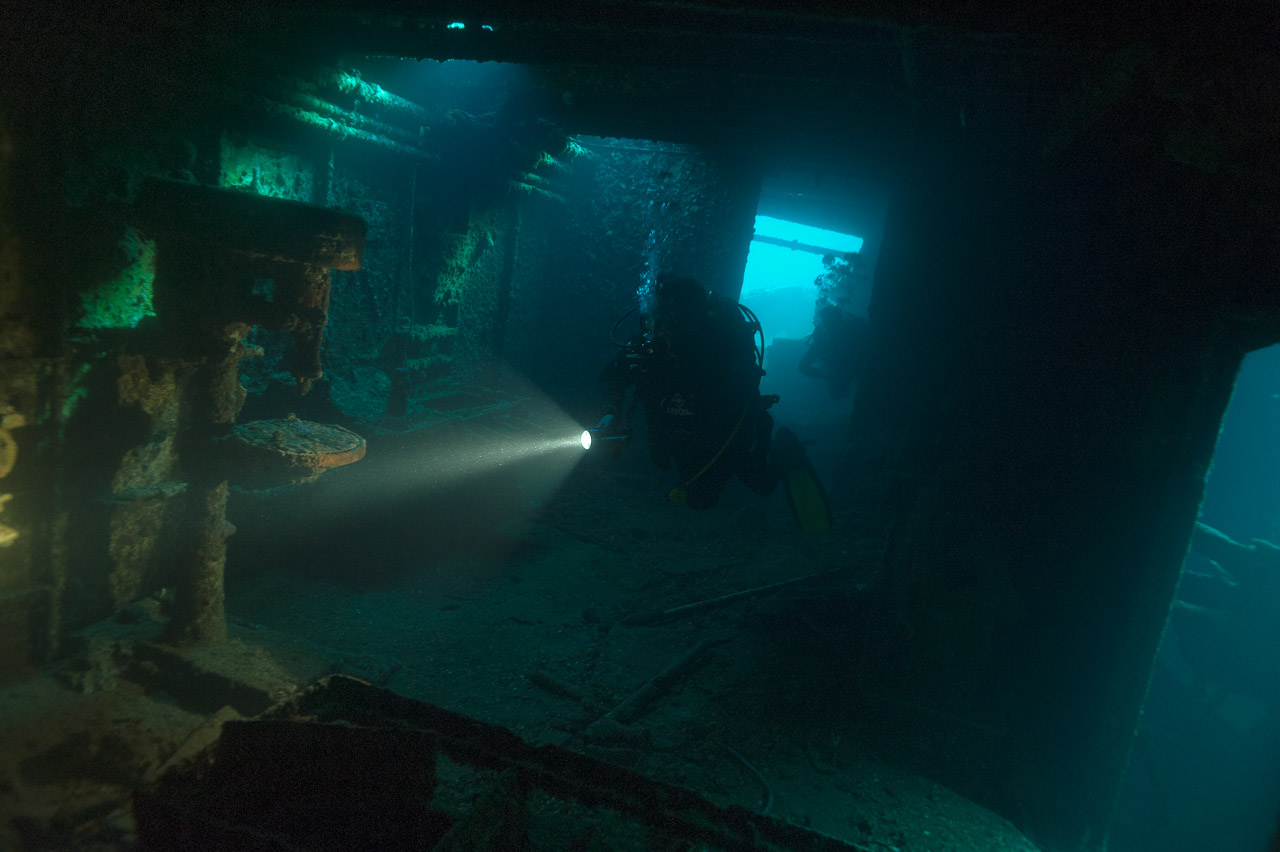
[784,463,832,533]
[771,428,832,532]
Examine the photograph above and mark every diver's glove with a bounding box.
[583,414,630,455]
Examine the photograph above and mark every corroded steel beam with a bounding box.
[137,178,367,271]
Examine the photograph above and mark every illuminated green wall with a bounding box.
[77,228,156,330]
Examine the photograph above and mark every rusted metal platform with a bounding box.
[226,416,366,485]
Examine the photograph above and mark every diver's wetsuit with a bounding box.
[601,291,776,509]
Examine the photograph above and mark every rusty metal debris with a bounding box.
[134,675,867,851]
[620,570,845,626]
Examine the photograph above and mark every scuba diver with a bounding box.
[596,275,773,510]
[594,274,829,529]
[798,304,870,398]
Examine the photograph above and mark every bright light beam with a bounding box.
[368,422,585,501]
[317,376,592,517]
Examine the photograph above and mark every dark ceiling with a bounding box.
[9,1,1276,181]
[282,1,1276,174]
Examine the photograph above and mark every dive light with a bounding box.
[581,414,626,451]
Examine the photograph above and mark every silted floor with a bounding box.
[0,376,1042,851]
[221,377,1042,852]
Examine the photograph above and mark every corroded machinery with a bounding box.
[125,180,368,645]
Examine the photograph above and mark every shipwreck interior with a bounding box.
[2,3,1278,851]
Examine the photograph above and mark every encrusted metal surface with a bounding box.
[226,417,366,484]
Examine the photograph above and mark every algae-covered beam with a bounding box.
[310,69,431,124]
[240,74,428,143]
[215,87,436,162]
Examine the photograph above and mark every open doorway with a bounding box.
[739,215,863,350]
[738,174,888,499]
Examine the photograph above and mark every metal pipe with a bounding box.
[750,232,859,258]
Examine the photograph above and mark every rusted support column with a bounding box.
[163,323,249,646]
[274,265,331,393]
[167,481,233,646]
[207,323,254,425]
